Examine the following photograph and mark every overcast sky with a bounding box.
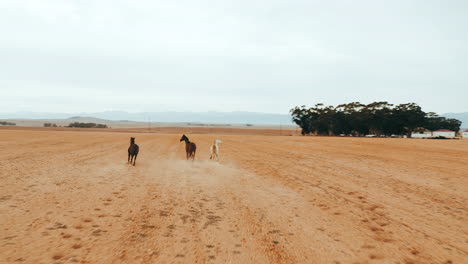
[0,0,467,114]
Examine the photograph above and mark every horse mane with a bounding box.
[182,135,190,143]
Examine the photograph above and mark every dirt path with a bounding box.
[0,130,467,263]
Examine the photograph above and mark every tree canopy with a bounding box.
[290,102,461,137]
[67,122,108,128]
[0,121,16,126]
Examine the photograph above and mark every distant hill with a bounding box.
[0,111,293,125]
[1,110,465,128]
[442,112,468,128]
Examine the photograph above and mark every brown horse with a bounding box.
[128,137,139,166]
[180,134,196,160]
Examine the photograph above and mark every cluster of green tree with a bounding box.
[290,102,462,137]
[43,123,58,127]
[0,121,16,126]
[67,122,108,128]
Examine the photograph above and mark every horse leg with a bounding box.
[128,152,130,164]
[133,153,138,166]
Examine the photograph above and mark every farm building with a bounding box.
[462,130,468,138]
[411,130,432,138]
[432,129,456,138]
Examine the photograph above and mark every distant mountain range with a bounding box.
[0,111,294,125]
[0,111,466,127]
[441,112,468,128]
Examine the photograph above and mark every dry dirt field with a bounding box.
[0,128,467,264]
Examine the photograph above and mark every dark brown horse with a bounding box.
[180,134,196,160]
[128,137,139,166]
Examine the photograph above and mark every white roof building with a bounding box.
[462,130,468,138]
[432,129,456,138]
[411,131,432,138]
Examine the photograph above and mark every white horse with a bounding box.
[210,139,222,160]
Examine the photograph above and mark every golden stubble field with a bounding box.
[0,127,467,264]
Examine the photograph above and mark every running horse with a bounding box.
[210,139,222,161]
[180,134,196,160]
[128,137,139,166]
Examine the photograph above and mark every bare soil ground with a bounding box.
[0,128,467,264]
